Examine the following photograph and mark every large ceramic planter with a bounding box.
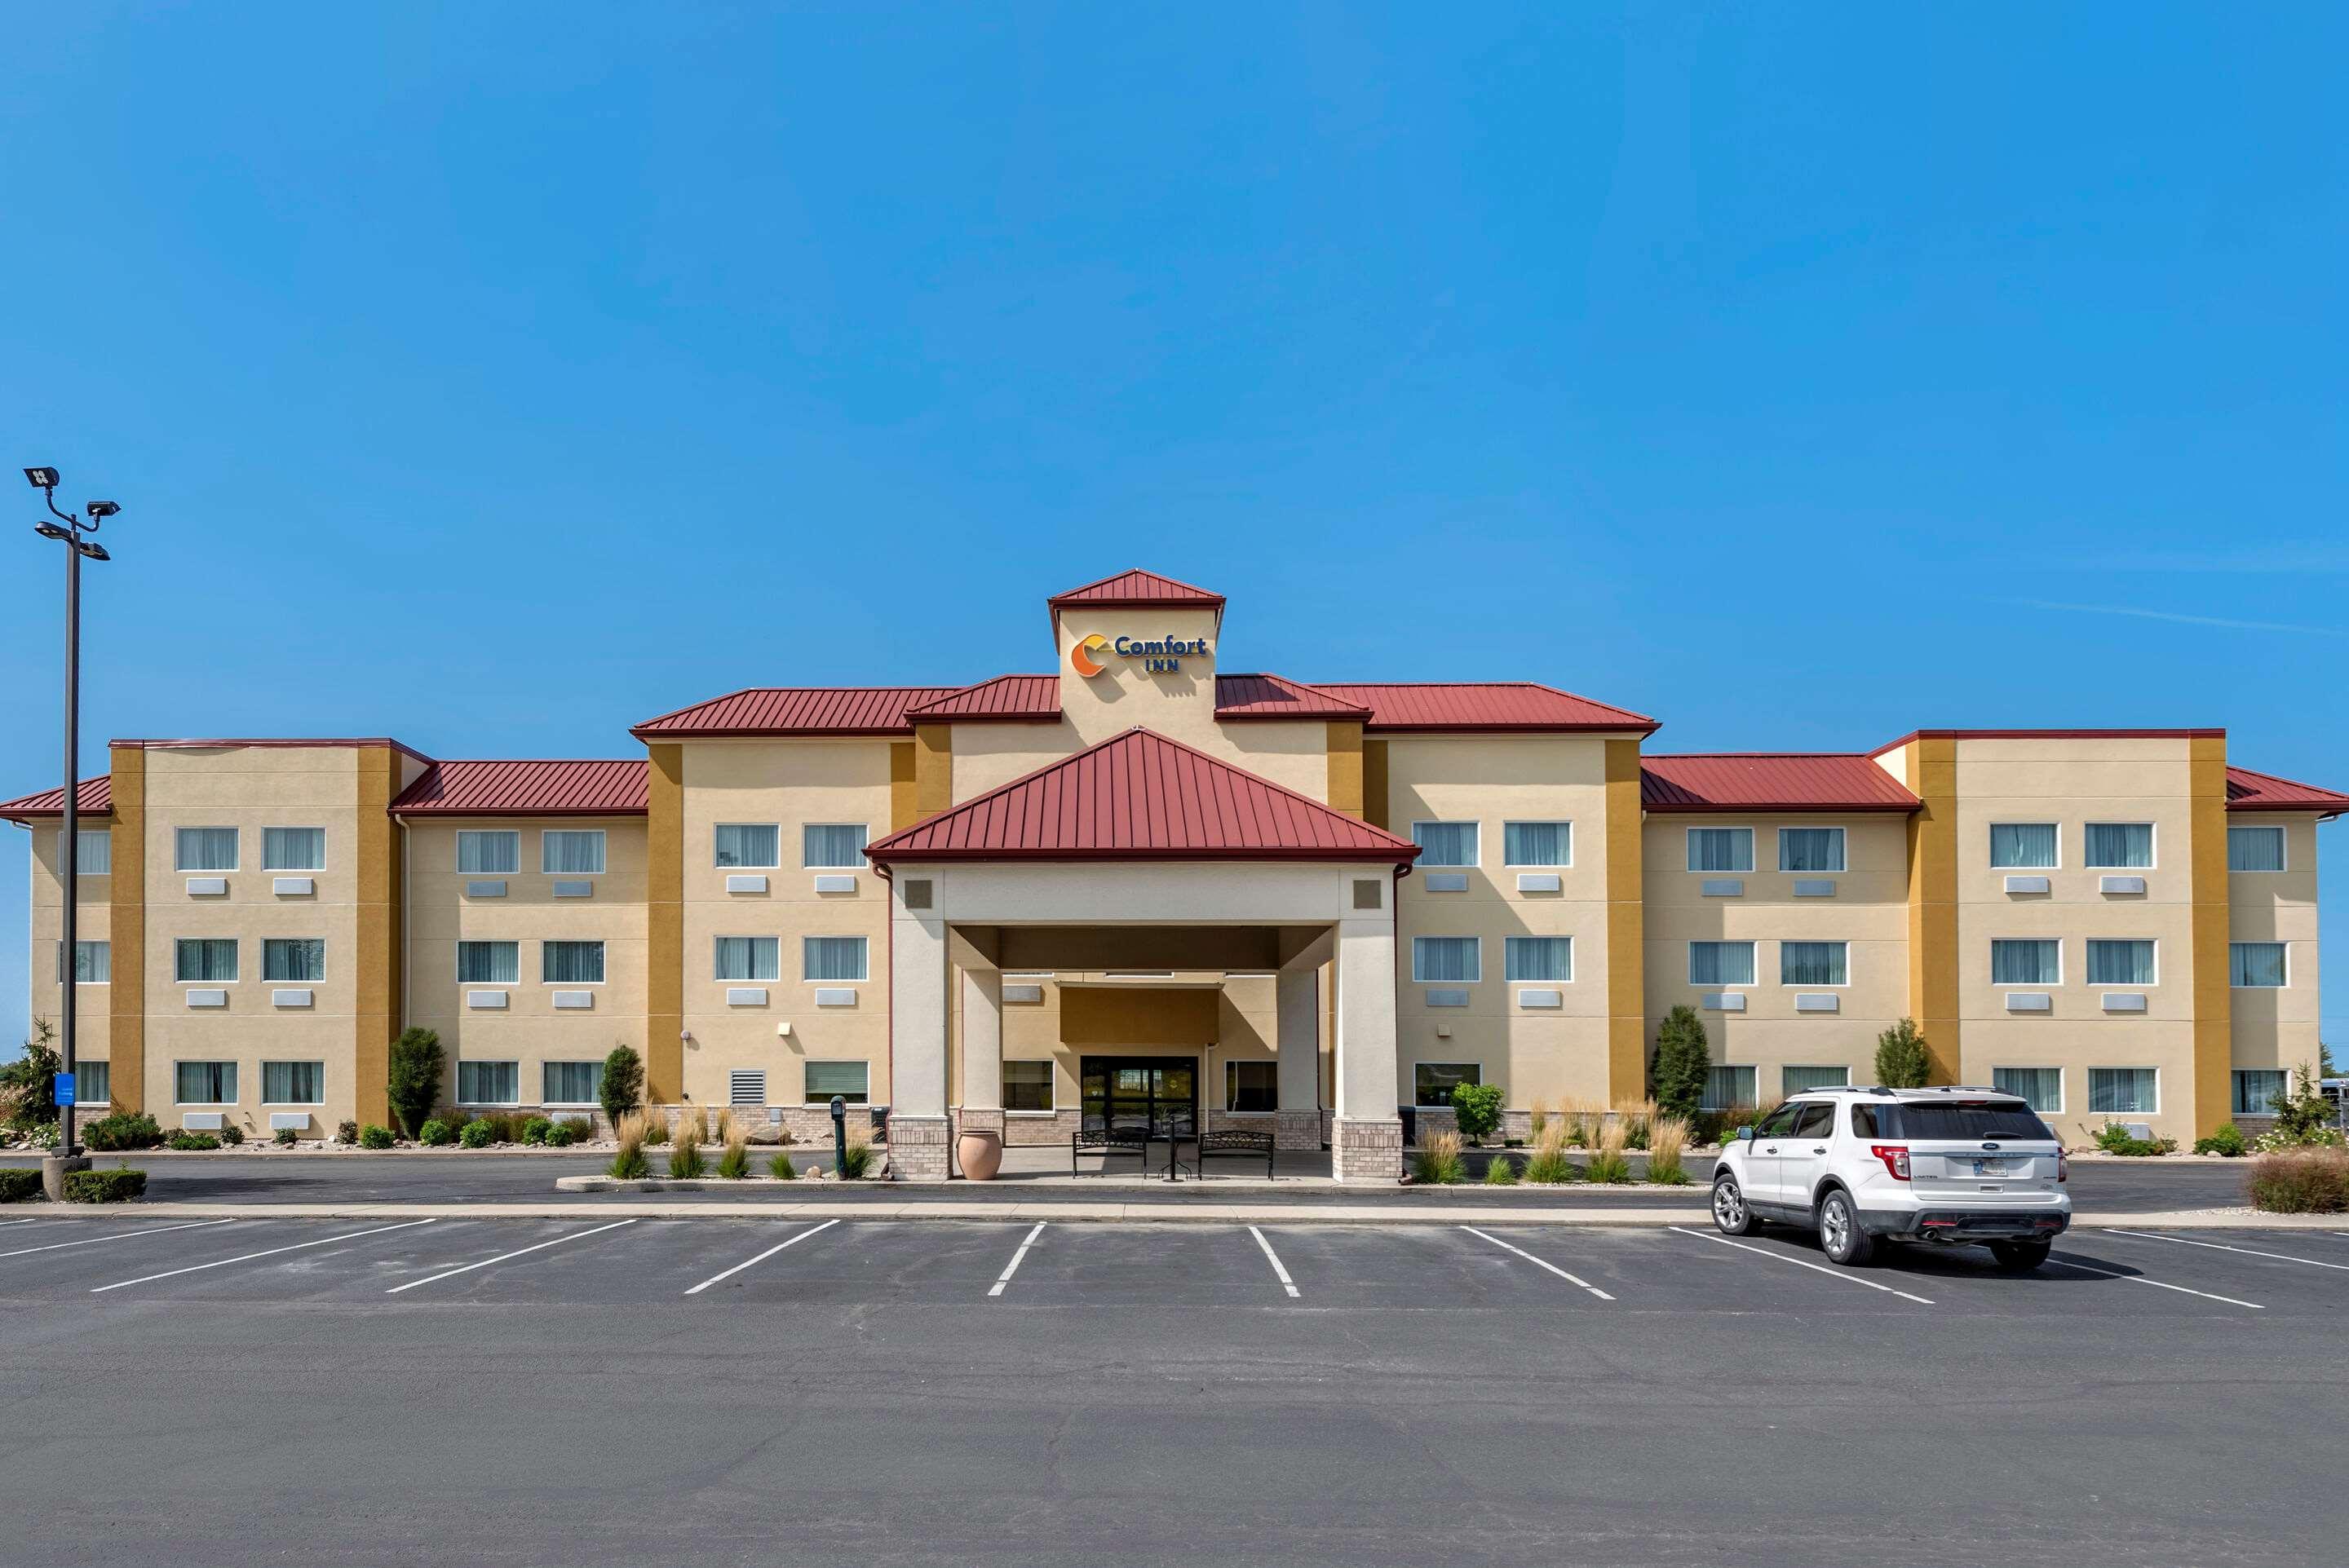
[958,1128,1005,1181]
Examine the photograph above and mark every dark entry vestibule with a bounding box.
[1079,1056,1198,1137]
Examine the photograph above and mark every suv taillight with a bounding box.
[2057,1148,2069,1183]
[1869,1144,1911,1182]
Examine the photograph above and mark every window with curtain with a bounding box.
[806,1060,869,1104]
[1413,1062,1480,1106]
[1006,1060,1056,1112]
[542,940,606,984]
[1504,936,1571,983]
[1777,828,1847,872]
[77,1060,110,1105]
[1701,1065,1757,1111]
[2084,822,2154,868]
[457,831,519,874]
[1993,1067,2064,1113]
[458,1060,520,1105]
[262,828,325,871]
[1502,821,1570,867]
[175,938,238,983]
[56,941,109,984]
[714,936,780,981]
[1688,941,1756,986]
[262,1060,325,1103]
[2086,939,2157,987]
[1412,936,1481,983]
[175,827,239,872]
[1989,824,2059,868]
[803,824,869,868]
[543,1061,603,1104]
[63,828,109,874]
[175,1060,237,1104]
[1222,1061,1275,1113]
[2232,1069,2288,1116]
[2227,826,2285,872]
[1686,828,1754,872]
[2230,942,2287,988]
[2088,1067,2157,1115]
[715,824,781,868]
[803,936,869,982]
[1782,1065,1849,1094]
[542,830,606,874]
[456,941,519,985]
[263,939,325,983]
[1778,941,1848,987]
[1411,822,1479,867]
[1990,939,2061,985]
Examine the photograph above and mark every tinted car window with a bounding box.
[1755,1104,1803,1137]
[1891,1102,2055,1141]
[1851,1104,1878,1138]
[1792,1102,1836,1139]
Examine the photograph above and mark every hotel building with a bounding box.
[7,569,2342,1177]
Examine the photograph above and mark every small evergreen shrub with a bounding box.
[1449,1082,1505,1146]
[2249,1149,2349,1213]
[82,1111,164,1151]
[166,1131,221,1151]
[1409,1130,1466,1185]
[418,1120,456,1147]
[458,1119,495,1148]
[2194,1124,2248,1158]
[1651,1005,1711,1122]
[521,1116,554,1146]
[1874,1018,1933,1089]
[667,1137,706,1179]
[219,1123,244,1146]
[839,1141,873,1180]
[336,1120,360,1145]
[273,1127,299,1146]
[64,1168,146,1203]
[769,1151,797,1180]
[0,1168,43,1202]
[357,1124,396,1151]
[599,1045,644,1132]
[387,1027,445,1139]
[543,1121,581,1148]
[1482,1152,1519,1186]
[717,1138,750,1180]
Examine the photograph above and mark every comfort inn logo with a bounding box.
[1070,634,1112,677]
[1070,633,1210,677]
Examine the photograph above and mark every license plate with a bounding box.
[1971,1159,2015,1177]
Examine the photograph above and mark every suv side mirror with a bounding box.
[1735,1126,1753,1142]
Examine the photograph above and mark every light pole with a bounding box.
[25,466,117,1197]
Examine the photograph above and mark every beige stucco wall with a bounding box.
[24,823,113,1093]
[2227,814,2323,1080]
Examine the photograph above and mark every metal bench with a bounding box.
[1072,1127,1153,1175]
[1196,1129,1276,1178]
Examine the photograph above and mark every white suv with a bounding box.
[1710,1087,2071,1270]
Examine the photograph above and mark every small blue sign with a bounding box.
[53,1072,76,1107]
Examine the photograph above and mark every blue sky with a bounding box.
[3,4,2344,1052]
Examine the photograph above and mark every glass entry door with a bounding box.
[1080,1057,1197,1137]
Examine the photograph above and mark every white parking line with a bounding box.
[2041,1256,2263,1310]
[2100,1228,2349,1274]
[0,1218,39,1230]
[683,1219,840,1296]
[1461,1227,1615,1301]
[1249,1226,1301,1299]
[0,1219,236,1260]
[989,1222,1046,1298]
[91,1219,438,1294]
[1669,1226,1935,1305]
[384,1219,636,1295]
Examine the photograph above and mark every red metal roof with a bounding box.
[1641,754,1922,814]
[903,674,1061,722]
[0,775,113,819]
[866,727,1421,864]
[392,759,648,816]
[1307,682,1660,735]
[631,686,964,739]
[1214,674,1372,722]
[2226,765,2349,815]
[1046,568,1225,612]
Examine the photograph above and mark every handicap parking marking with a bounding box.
[0,1218,237,1261]
[2100,1229,2349,1274]
[384,1218,636,1295]
[2041,1253,2264,1310]
[1668,1226,1935,1305]
[91,1218,438,1295]
[683,1218,840,1296]
[1458,1227,1614,1301]
[989,1221,1046,1298]
[1248,1226,1301,1299]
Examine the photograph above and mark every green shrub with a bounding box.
[599,1045,644,1132]
[458,1119,494,1149]
[336,1120,360,1145]
[521,1116,554,1146]
[63,1168,145,1203]
[418,1120,456,1147]
[358,1124,396,1151]
[1651,1005,1710,1122]
[2095,1123,2175,1157]
[1521,1140,1579,1185]
[839,1141,873,1180]
[2249,1149,2349,1213]
[1449,1082,1505,1146]
[717,1140,750,1180]
[1481,1153,1518,1186]
[2194,1123,2248,1158]
[82,1111,163,1152]
[387,1027,445,1138]
[1874,1018,1933,1089]
[543,1121,581,1148]
[667,1138,706,1179]
[0,1018,61,1133]
[1409,1130,1465,1185]
[166,1131,221,1151]
[769,1151,797,1180]
[219,1122,244,1146]
[0,1168,43,1202]
[273,1127,299,1146]
[2254,1067,2348,1152]
[608,1142,648,1179]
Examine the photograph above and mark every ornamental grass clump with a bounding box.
[1482,1151,1519,1186]
[608,1112,649,1180]
[1520,1129,1578,1185]
[1528,1098,1551,1142]
[2248,1148,2349,1213]
[1410,1129,1466,1185]
[838,1141,873,1180]
[667,1127,706,1180]
[1648,1115,1691,1185]
[1586,1119,1634,1185]
[640,1111,670,1147]
[769,1151,797,1181]
[717,1133,750,1180]
[1614,1098,1657,1151]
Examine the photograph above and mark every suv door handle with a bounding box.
[1811,1146,1828,1153]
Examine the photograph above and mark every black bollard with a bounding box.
[830,1094,847,1178]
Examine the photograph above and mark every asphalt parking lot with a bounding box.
[2,1213,2344,1565]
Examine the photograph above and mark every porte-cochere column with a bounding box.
[1331,875,1404,1182]
[886,869,953,1181]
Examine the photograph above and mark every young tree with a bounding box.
[1449,1081,1505,1146]
[387,1027,445,1138]
[1650,1005,1710,1121]
[1874,1018,1932,1089]
[0,1018,62,1133]
[599,1043,645,1130]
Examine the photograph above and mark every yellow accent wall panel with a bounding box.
[915,723,953,815]
[1361,740,1389,831]
[2188,735,2232,1136]
[106,744,146,1112]
[890,741,918,830]
[647,742,685,1102]
[1325,722,1364,816]
[353,745,399,1129]
[1902,740,1959,1084]
[1603,739,1645,1099]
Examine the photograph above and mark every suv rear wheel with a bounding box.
[1711,1174,1755,1236]
[1989,1240,2051,1272]
[1817,1189,1873,1265]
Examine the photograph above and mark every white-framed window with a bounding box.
[1502,821,1571,867]
[175,827,239,872]
[456,940,520,985]
[2232,1069,2289,1117]
[2227,825,2285,872]
[262,1060,325,1104]
[174,1060,237,1105]
[1777,827,1847,872]
[1701,1065,1757,1111]
[262,827,326,871]
[714,824,781,868]
[1782,1065,1849,1095]
[1990,939,2061,986]
[1223,1060,1276,1113]
[715,936,781,982]
[543,1060,603,1105]
[2088,1067,2158,1116]
[1503,936,1571,983]
[1778,941,1848,987]
[2085,939,2157,987]
[2084,822,2154,868]
[1413,1061,1480,1107]
[1412,936,1481,983]
[1989,823,2059,869]
[729,1070,768,1108]
[1411,821,1479,868]
[175,938,238,983]
[76,1060,110,1105]
[457,830,520,875]
[55,940,109,984]
[60,828,109,874]
[2230,942,2287,988]
[1006,1060,1057,1113]
[542,829,606,875]
[542,940,606,984]
[803,824,869,868]
[1993,1067,2064,1113]
[803,936,869,982]
[458,1060,520,1105]
[263,939,326,983]
[1688,940,1756,987]
[1686,827,1754,873]
[806,1060,869,1105]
